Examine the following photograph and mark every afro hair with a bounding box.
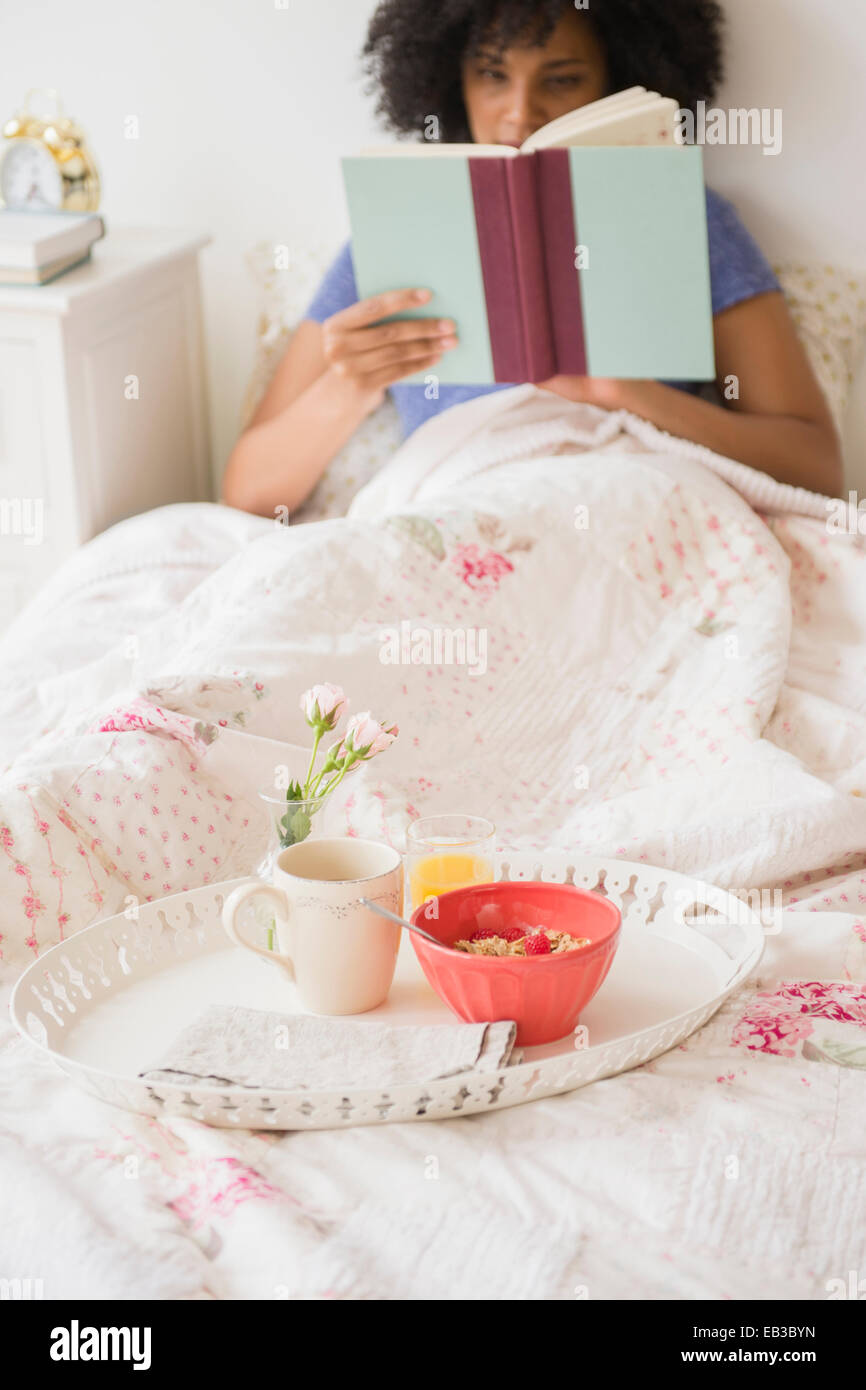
[362,0,725,143]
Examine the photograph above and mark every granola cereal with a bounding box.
[454,926,591,956]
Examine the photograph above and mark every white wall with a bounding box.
[0,0,380,492]
[2,0,864,489]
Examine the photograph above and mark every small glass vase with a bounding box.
[255,790,330,880]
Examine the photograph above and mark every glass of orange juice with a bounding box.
[407,815,496,915]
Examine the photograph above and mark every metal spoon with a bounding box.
[358,897,445,948]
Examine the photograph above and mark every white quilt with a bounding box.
[2,385,866,1300]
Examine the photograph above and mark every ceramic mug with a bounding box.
[222,837,403,1015]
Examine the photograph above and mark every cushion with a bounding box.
[773,261,866,435]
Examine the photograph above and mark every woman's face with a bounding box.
[461,7,609,146]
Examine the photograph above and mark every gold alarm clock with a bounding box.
[0,88,100,212]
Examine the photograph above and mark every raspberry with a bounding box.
[469,924,525,943]
[499,925,526,942]
[524,930,552,955]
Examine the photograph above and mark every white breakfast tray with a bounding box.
[11,851,764,1131]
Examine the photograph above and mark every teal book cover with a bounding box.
[341,145,715,386]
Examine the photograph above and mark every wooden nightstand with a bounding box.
[0,227,213,630]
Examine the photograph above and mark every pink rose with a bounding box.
[340,713,399,763]
[300,683,348,732]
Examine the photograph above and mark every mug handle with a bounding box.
[222,880,295,980]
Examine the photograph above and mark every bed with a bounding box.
[1,228,866,1300]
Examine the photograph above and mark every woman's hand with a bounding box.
[221,293,458,518]
[321,288,458,406]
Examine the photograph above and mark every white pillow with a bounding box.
[774,261,866,435]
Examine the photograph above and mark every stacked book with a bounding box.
[0,209,106,285]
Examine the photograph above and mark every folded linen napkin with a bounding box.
[139,1004,519,1091]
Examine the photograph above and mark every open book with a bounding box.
[341,87,715,384]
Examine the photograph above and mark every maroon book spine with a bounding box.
[505,154,556,381]
[468,157,526,382]
[535,148,587,376]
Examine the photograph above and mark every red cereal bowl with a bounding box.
[410,880,621,1046]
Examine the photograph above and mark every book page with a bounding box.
[520,87,653,150]
[527,98,678,151]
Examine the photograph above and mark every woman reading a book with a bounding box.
[222,0,842,514]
